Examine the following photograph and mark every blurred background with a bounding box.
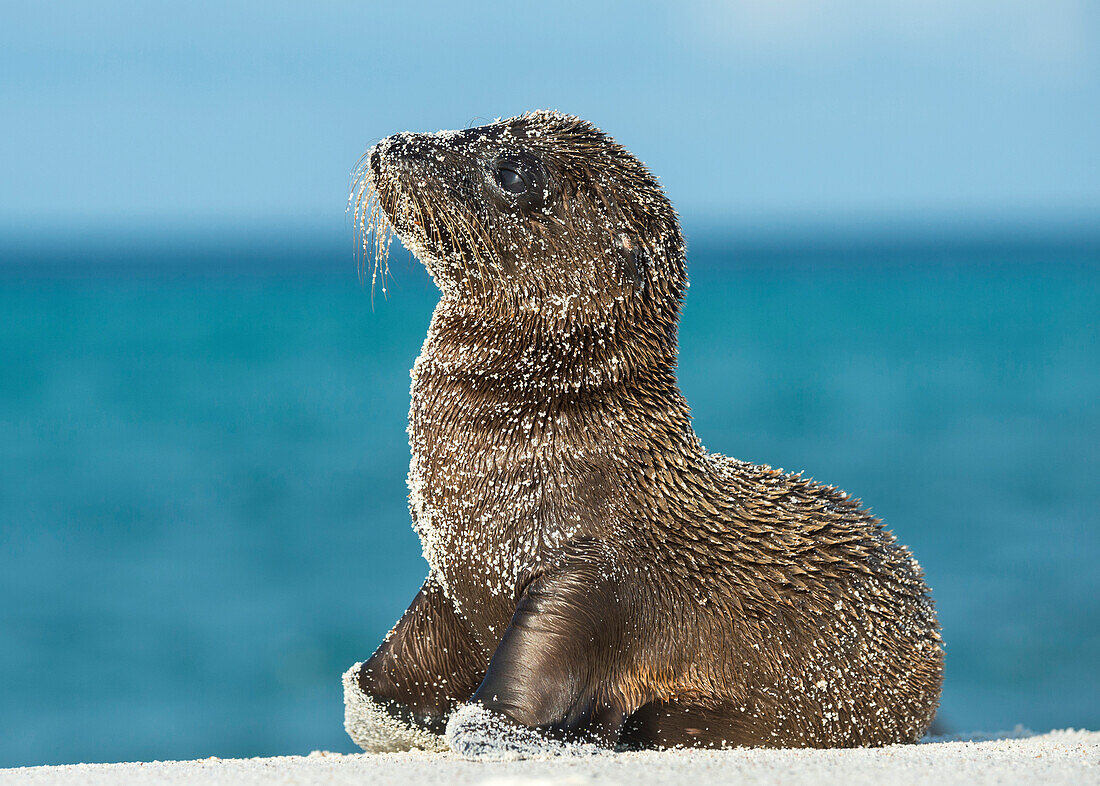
[1,0,1097,768]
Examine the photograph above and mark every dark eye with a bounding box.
[496,166,527,194]
[491,152,550,212]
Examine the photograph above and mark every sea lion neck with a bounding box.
[428,295,678,378]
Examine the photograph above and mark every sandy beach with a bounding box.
[3,729,1096,786]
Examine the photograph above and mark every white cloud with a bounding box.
[682,0,1097,80]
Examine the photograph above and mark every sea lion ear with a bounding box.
[613,233,650,292]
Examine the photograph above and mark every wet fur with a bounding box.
[347,110,943,753]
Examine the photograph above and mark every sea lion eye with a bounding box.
[492,152,550,212]
[496,167,527,194]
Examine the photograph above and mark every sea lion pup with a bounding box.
[343,110,943,757]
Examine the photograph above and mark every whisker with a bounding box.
[349,163,397,308]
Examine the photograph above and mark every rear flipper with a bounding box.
[445,541,644,759]
[619,700,765,749]
[345,577,486,752]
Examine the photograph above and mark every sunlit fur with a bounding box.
[345,111,943,755]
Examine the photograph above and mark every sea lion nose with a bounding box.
[369,134,425,175]
[380,133,441,171]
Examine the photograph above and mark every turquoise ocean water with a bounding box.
[1,234,1097,766]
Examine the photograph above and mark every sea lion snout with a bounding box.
[369,132,451,178]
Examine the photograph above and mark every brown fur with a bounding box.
[347,110,943,753]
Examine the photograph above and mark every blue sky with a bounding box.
[2,1,1098,234]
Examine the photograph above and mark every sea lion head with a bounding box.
[353,110,686,314]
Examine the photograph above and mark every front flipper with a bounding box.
[345,577,486,752]
[445,542,645,759]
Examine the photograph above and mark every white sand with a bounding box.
[3,730,1097,785]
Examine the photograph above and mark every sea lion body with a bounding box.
[344,111,943,755]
